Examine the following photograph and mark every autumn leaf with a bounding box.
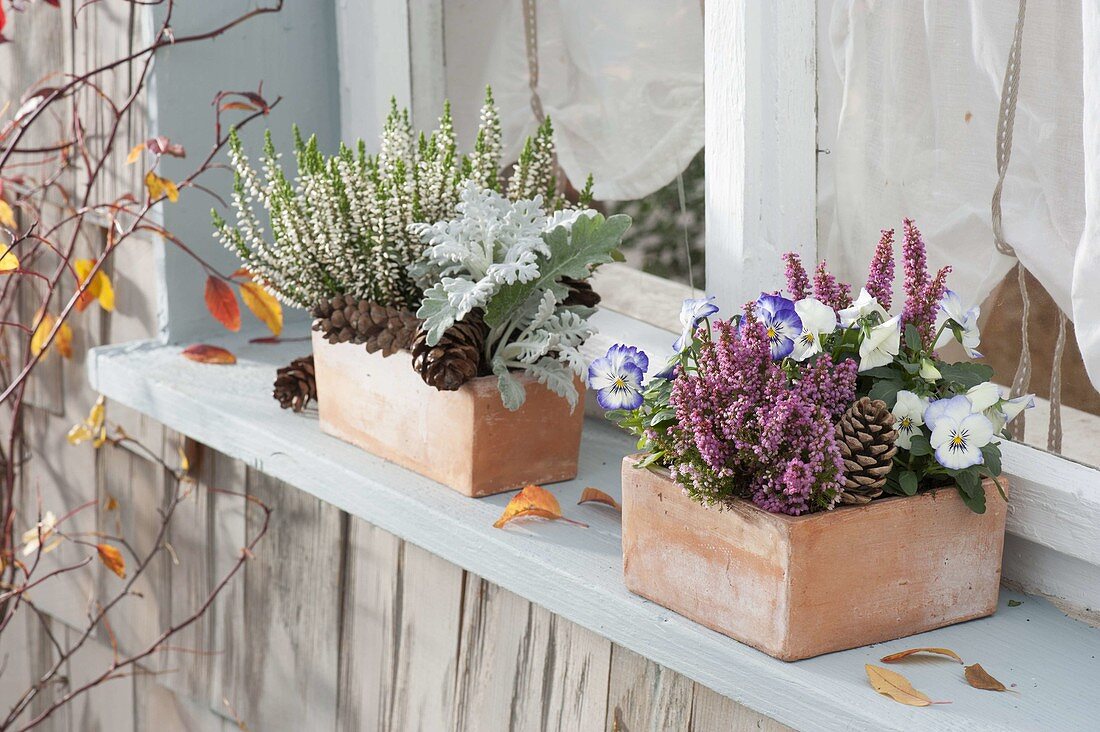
[205,276,240,331]
[964,664,1007,692]
[0,249,17,272]
[67,395,107,447]
[21,511,62,556]
[0,199,15,229]
[577,487,621,511]
[146,135,185,158]
[74,258,115,312]
[126,144,144,164]
[865,665,939,707]
[239,281,282,336]
[220,101,260,112]
[31,311,73,359]
[494,485,588,529]
[145,170,179,202]
[96,544,126,579]
[103,494,119,511]
[880,647,963,664]
[182,344,236,365]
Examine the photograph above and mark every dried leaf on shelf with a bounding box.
[240,281,283,336]
[865,664,937,707]
[577,487,621,511]
[182,344,237,365]
[880,647,963,664]
[964,663,1007,692]
[494,484,588,529]
[96,543,126,579]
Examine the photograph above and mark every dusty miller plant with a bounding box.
[411,182,629,410]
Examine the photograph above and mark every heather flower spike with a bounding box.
[782,252,811,300]
[755,293,802,360]
[866,228,896,309]
[673,296,719,353]
[588,344,648,410]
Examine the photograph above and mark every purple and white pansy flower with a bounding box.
[755,293,802,360]
[673,296,719,353]
[587,344,649,410]
[935,289,983,358]
[923,394,995,470]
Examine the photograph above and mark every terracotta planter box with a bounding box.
[621,457,1008,661]
[311,332,585,497]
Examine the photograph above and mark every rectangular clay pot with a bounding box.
[311,332,585,497]
[621,457,1008,661]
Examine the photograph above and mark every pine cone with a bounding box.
[311,295,365,345]
[274,355,317,412]
[561,276,601,308]
[359,302,421,357]
[836,397,898,504]
[411,310,488,391]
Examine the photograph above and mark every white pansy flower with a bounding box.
[790,297,838,362]
[925,395,994,470]
[935,289,982,358]
[892,390,930,450]
[858,315,901,372]
[966,383,1036,433]
[966,382,1002,412]
[838,287,889,327]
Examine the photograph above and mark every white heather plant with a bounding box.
[411,182,630,411]
[213,88,556,311]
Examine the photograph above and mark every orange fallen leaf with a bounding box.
[494,485,588,529]
[205,276,240,331]
[182,344,236,365]
[145,170,179,202]
[96,543,126,579]
[866,664,943,707]
[577,487,621,511]
[30,311,73,359]
[964,663,1007,692]
[239,281,282,336]
[880,647,963,664]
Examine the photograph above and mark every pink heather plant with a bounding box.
[782,252,811,300]
[866,229,896,309]
[900,218,951,347]
[812,260,853,311]
[667,316,857,514]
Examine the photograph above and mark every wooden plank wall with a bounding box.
[0,3,788,731]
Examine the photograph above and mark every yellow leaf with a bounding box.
[69,395,107,447]
[96,270,115,311]
[239,281,283,336]
[865,664,935,707]
[0,199,15,229]
[22,511,63,557]
[74,259,115,313]
[880,647,963,664]
[0,249,18,272]
[145,170,180,203]
[494,485,588,529]
[178,443,190,474]
[96,543,126,579]
[66,423,93,445]
[30,312,74,359]
[126,143,144,164]
[577,486,622,511]
[964,663,1007,692]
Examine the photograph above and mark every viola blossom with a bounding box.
[924,395,995,470]
[935,289,982,358]
[673,296,719,353]
[892,390,929,450]
[755,293,802,360]
[966,382,1035,433]
[790,297,838,362]
[838,287,888,327]
[858,315,901,371]
[588,344,649,410]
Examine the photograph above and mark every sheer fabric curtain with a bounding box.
[816,0,1099,388]
[448,0,704,201]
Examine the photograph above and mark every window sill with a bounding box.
[88,313,1100,731]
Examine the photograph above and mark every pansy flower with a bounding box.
[838,287,888,327]
[588,344,649,410]
[924,395,994,470]
[935,289,983,358]
[790,297,837,362]
[673,296,719,353]
[857,314,901,371]
[892,390,929,450]
[755,293,802,360]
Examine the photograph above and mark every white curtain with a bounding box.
[448,0,704,201]
[817,0,1100,389]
